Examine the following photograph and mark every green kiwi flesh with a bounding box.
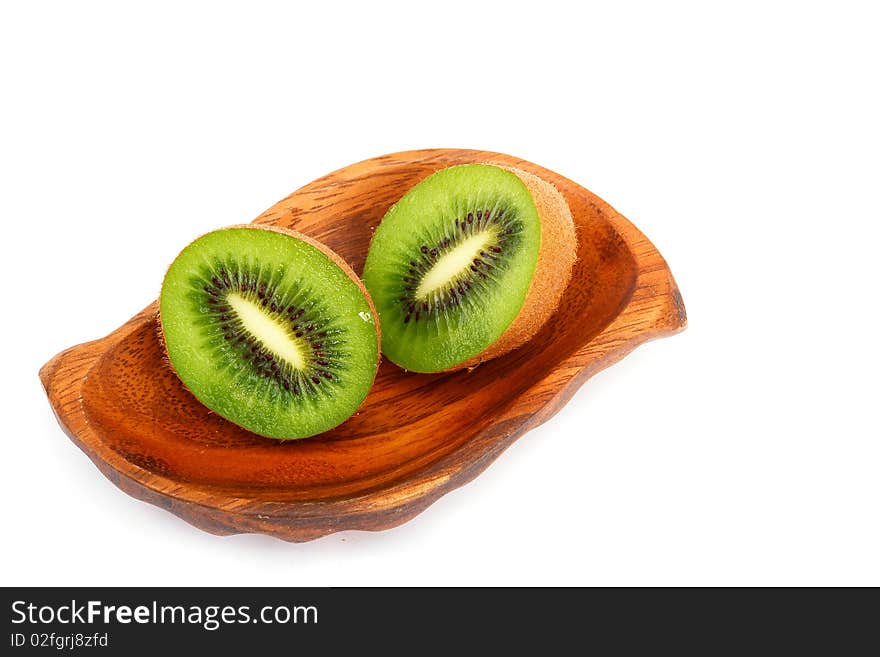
[159,226,379,439]
[362,164,541,372]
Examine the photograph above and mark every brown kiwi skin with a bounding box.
[157,224,381,429]
[447,166,577,372]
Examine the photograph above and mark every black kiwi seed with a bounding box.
[189,264,348,400]
[390,204,522,324]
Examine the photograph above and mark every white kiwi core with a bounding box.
[414,229,497,300]
[226,293,307,369]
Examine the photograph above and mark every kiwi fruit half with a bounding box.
[159,225,380,439]
[362,163,576,373]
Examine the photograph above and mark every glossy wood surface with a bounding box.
[40,149,686,542]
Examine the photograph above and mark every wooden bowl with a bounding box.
[40,149,686,542]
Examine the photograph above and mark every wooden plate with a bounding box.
[40,149,687,542]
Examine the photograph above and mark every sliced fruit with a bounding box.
[362,163,576,372]
[159,225,379,439]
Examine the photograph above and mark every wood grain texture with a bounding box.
[40,149,687,542]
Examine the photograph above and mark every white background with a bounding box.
[2,2,877,586]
